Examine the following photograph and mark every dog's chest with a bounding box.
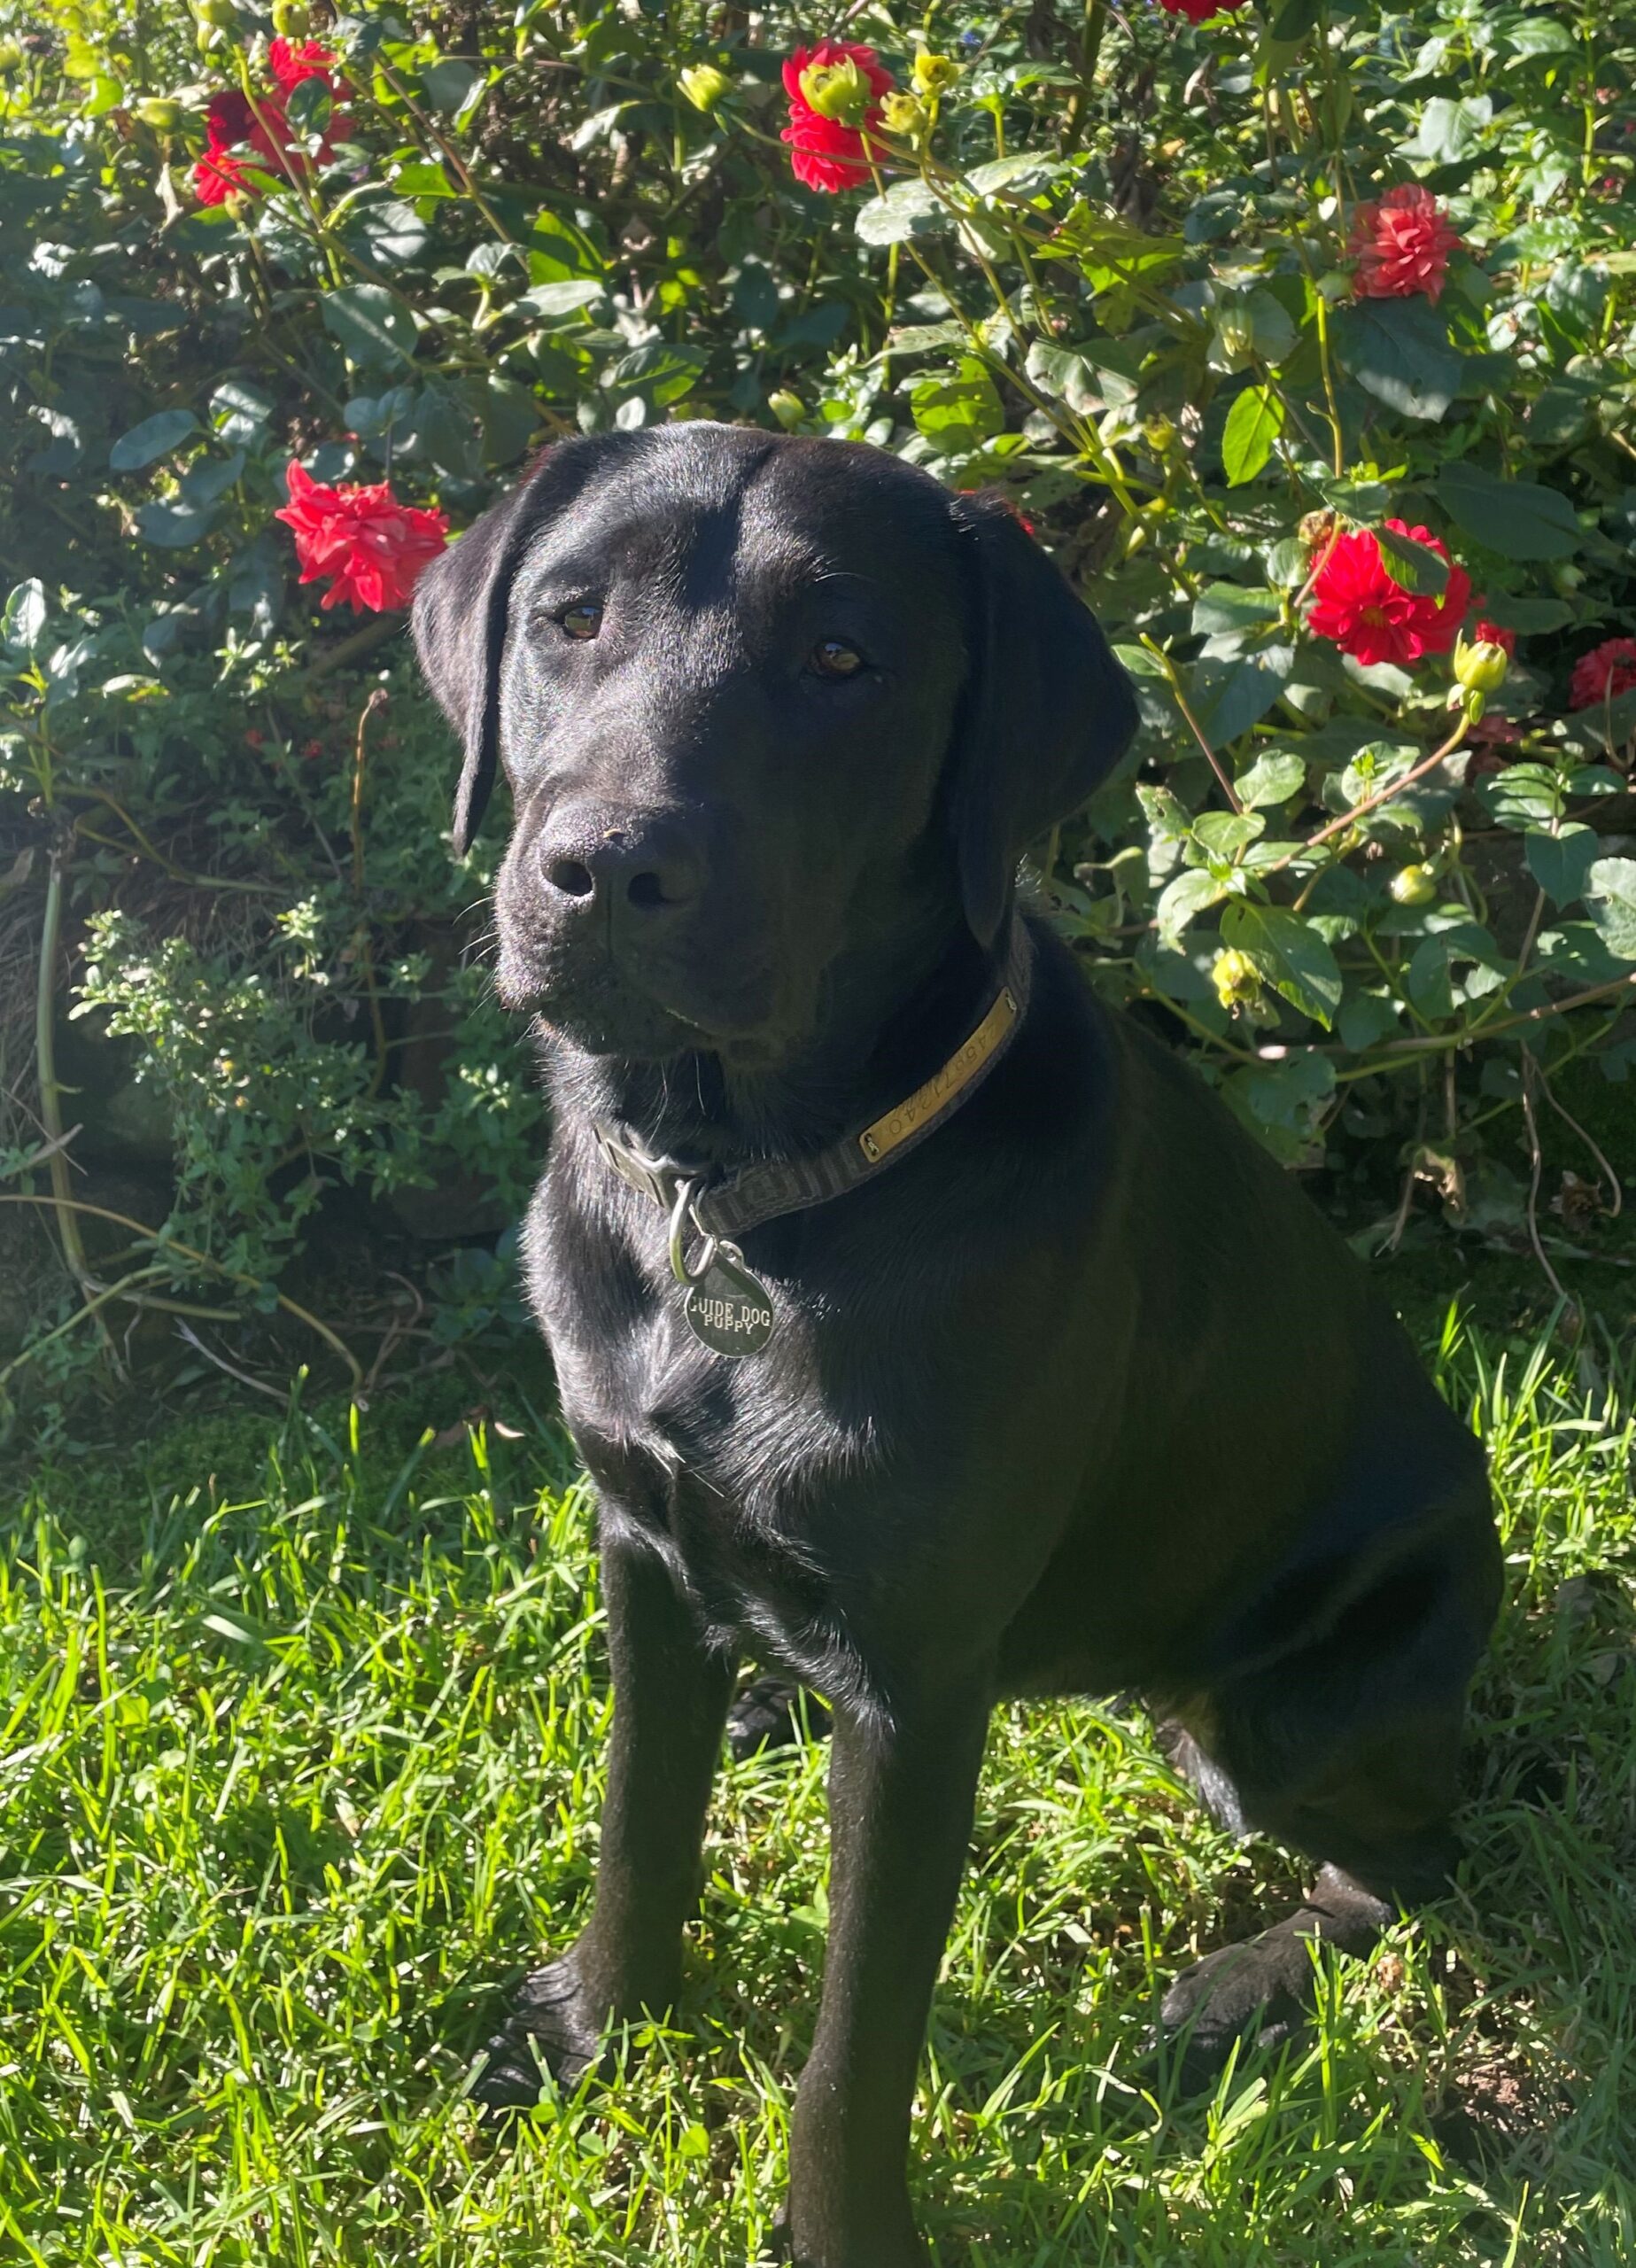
[529,1196,883,1642]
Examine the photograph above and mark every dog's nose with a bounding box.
[537,807,702,915]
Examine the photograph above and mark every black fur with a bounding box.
[414,425,1500,2267]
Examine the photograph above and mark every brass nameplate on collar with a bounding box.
[857,984,1019,1165]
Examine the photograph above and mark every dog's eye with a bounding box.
[810,639,865,680]
[557,602,603,641]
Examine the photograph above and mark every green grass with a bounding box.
[3,1325,1635,2266]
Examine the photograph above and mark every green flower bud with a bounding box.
[197,21,225,52]
[1389,863,1438,907]
[767,390,804,430]
[197,0,237,25]
[1212,947,1263,1013]
[799,55,872,126]
[678,63,733,113]
[911,50,960,97]
[271,0,310,30]
[1211,301,1258,373]
[0,37,25,75]
[1453,634,1508,697]
[879,90,929,138]
[136,97,185,132]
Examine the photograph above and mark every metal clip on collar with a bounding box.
[667,1177,719,1286]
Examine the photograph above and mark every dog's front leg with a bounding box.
[474,1523,736,2107]
[781,1679,991,2268]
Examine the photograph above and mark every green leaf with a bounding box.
[910,362,1004,453]
[109,409,198,472]
[1374,523,1450,596]
[1187,645,1294,750]
[1191,584,1283,638]
[1236,749,1307,809]
[1221,384,1284,486]
[1023,340,1101,416]
[1270,0,1322,39]
[1435,462,1581,561]
[856,182,950,245]
[1400,95,1493,166]
[1525,824,1599,909]
[1586,858,1636,959]
[1221,902,1343,1029]
[517,278,608,321]
[322,283,418,369]
[1338,989,1402,1051]
[134,501,221,549]
[3,579,48,652]
[607,341,706,408]
[1332,299,1462,423]
[421,58,485,115]
[1191,811,1265,860]
[1156,866,1229,946]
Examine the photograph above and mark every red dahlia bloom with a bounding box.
[1158,0,1249,20]
[1350,183,1462,305]
[191,56,346,206]
[275,460,450,614]
[269,37,345,93]
[1568,637,1636,711]
[1306,519,1471,669]
[1473,615,1516,657]
[780,42,894,194]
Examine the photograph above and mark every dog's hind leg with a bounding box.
[1153,1496,1500,2087]
[471,1524,736,2109]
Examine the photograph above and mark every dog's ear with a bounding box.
[412,437,620,856]
[947,493,1139,946]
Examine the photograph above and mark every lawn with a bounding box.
[2,1319,1633,2267]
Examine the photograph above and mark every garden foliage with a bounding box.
[2,0,1634,1404]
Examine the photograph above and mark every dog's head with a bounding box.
[413,423,1136,1065]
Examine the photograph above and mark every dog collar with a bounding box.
[591,914,1035,1358]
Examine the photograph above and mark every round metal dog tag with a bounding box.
[683,1249,776,1357]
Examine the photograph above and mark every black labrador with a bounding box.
[413,423,1500,2266]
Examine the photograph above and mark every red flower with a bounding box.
[1306,519,1471,668]
[1349,183,1462,305]
[1473,613,1516,658]
[780,42,893,194]
[193,144,257,206]
[1158,0,1249,19]
[190,57,347,206]
[275,460,450,614]
[268,37,344,93]
[1568,637,1636,711]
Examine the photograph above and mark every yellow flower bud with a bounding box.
[678,63,733,113]
[0,37,25,75]
[1212,947,1263,1012]
[1452,633,1508,697]
[1389,863,1438,907]
[271,0,310,31]
[798,55,872,125]
[197,0,237,25]
[879,90,929,139]
[767,390,804,430]
[136,97,185,132]
[911,50,960,97]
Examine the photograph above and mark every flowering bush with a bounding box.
[3,0,1636,1418]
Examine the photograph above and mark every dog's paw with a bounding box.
[467,1959,603,2116]
[726,1675,830,1762]
[1155,1930,1313,2092]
